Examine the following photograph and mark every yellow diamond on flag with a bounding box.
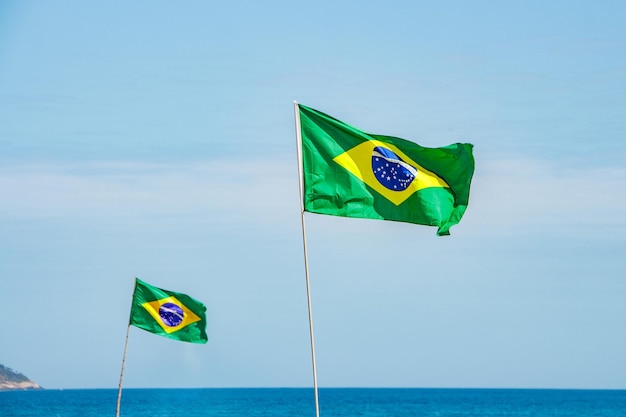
[141,296,202,334]
[333,139,450,206]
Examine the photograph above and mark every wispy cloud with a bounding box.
[0,157,299,224]
[466,155,626,237]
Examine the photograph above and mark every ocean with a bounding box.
[1,388,625,417]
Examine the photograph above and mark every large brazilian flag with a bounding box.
[129,278,207,344]
[298,104,475,236]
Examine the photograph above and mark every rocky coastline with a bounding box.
[0,364,42,391]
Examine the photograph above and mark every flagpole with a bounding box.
[115,324,131,417]
[294,101,320,417]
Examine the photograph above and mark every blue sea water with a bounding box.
[1,388,626,417]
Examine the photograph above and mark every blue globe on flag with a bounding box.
[371,146,417,191]
[159,302,185,327]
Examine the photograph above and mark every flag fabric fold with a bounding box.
[129,278,208,344]
[297,104,475,236]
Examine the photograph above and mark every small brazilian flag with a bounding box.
[129,278,208,344]
[298,104,475,236]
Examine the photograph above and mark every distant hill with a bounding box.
[0,364,42,390]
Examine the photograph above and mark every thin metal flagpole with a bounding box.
[294,101,320,417]
[115,324,131,417]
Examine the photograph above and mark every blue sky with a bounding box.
[1,0,625,390]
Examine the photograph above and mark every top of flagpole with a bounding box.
[293,101,305,214]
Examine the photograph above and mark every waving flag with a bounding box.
[297,104,475,236]
[129,278,207,344]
